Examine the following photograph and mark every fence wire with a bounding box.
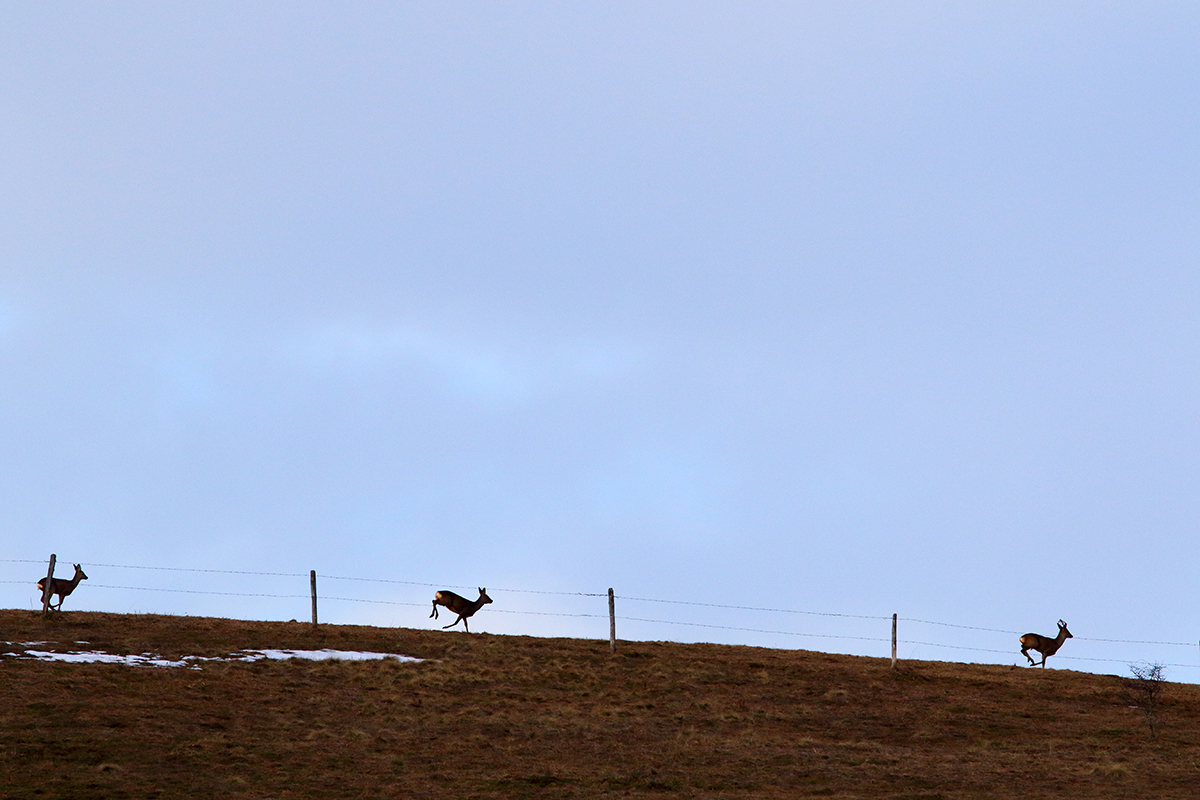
[900,639,1200,670]
[3,559,605,598]
[901,616,1195,648]
[321,574,606,597]
[619,615,890,643]
[90,583,309,599]
[4,557,1198,669]
[618,595,890,620]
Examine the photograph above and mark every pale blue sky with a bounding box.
[2,3,1199,677]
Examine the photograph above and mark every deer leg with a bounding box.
[443,615,463,630]
[430,601,439,619]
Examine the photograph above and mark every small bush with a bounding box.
[1121,663,1166,740]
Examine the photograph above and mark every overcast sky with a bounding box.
[3,3,1198,678]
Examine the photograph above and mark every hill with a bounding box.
[2,609,1197,799]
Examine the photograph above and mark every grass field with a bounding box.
[2,609,1198,799]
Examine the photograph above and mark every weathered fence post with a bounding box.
[42,554,57,616]
[310,570,318,626]
[891,613,898,669]
[608,588,616,653]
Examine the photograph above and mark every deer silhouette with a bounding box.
[1020,619,1073,667]
[430,588,492,633]
[37,564,88,611]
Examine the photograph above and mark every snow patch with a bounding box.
[18,650,196,668]
[2,645,421,668]
[233,649,421,663]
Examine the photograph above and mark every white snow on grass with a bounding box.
[18,650,197,668]
[235,649,421,663]
[2,644,421,668]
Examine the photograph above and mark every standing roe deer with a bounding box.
[1020,619,1072,667]
[37,564,88,611]
[430,587,492,632]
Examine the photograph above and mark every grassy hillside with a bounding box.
[2,609,1198,799]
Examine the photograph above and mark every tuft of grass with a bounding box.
[1090,762,1132,779]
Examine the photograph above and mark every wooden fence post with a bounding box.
[42,554,57,616]
[310,570,318,626]
[608,588,616,653]
[891,613,898,669]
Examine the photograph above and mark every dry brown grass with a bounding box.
[2,609,1199,798]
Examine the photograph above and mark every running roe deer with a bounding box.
[37,564,88,611]
[1020,619,1072,667]
[429,587,492,633]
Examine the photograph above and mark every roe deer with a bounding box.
[37,564,88,611]
[430,587,492,633]
[1020,619,1072,667]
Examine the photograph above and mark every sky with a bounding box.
[2,3,1199,679]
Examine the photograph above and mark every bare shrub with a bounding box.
[1121,663,1166,740]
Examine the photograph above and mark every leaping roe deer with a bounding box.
[430,587,492,633]
[37,564,88,611]
[1020,619,1072,667]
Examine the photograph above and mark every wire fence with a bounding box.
[4,557,1198,673]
